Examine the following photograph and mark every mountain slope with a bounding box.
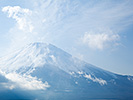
[0,42,133,100]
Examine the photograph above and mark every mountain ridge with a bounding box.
[0,42,133,100]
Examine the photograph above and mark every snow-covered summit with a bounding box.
[0,42,76,73]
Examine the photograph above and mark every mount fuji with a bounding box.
[0,42,133,100]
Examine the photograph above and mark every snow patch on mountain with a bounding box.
[127,76,133,81]
[77,71,84,75]
[109,79,116,84]
[50,55,57,63]
[84,74,107,85]
[75,81,78,84]
[69,72,75,75]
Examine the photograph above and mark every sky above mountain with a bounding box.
[0,0,133,75]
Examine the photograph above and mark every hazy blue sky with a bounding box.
[0,0,133,75]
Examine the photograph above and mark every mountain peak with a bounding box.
[26,42,50,50]
[29,42,50,47]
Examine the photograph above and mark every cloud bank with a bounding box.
[5,73,50,90]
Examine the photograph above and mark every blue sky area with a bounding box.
[0,0,133,75]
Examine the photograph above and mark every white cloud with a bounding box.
[5,73,50,90]
[2,6,33,32]
[82,30,120,50]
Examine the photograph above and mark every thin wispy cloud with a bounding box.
[1,0,133,53]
